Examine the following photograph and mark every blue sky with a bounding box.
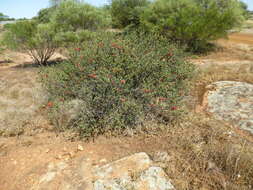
[0,0,108,19]
[0,0,252,19]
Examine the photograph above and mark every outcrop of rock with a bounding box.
[203,81,253,135]
[31,152,175,190]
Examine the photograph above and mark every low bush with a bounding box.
[41,32,194,137]
[140,0,244,52]
[2,20,59,65]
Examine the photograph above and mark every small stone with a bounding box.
[100,159,107,163]
[68,152,75,158]
[45,149,50,153]
[56,155,62,160]
[77,145,84,151]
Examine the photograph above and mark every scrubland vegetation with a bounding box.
[1,0,253,189]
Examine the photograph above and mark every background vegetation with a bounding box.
[0,12,15,22]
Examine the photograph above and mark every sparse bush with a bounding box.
[111,0,149,28]
[2,20,59,65]
[140,0,244,52]
[41,32,194,137]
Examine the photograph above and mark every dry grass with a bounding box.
[0,67,48,136]
[154,114,253,190]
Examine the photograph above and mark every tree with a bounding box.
[0,12,14,21]
[50,1,107,32]
[239,1,250,19]
[50,0,82,7]
[3,20,59,65]
[50,0,63,7]
[36,7,54,23]
[110,0,149,28]
[141,0,244,52]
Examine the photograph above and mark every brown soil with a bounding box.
[192,31,253,64]
[228,33,253,45]
[0,30,253,190]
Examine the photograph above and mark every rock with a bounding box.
[39,171,57,184]
[99,159,107,163]
[77,145,84,151]
[136,167,175,190]
[30,153,175,190]
[203,81,253,135]
[93,153,175,190]
[94,152,152,180]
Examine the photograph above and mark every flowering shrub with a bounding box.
[41,32,194,137]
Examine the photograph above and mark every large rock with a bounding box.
[31,153,175,190]
[93,152,175,190]
[203,81,253,134]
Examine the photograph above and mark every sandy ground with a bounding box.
[0,27,253,189]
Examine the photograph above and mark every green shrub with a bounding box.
[54,30,97,50]
[41,32,194,137]
[35,7,54,23]
[50,0,110,32]
[2,20,59,65]
[111,0,149,28]
[140,0,244,52]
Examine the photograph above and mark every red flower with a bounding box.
[158,97,167,101]
[120,80,126,84]
[88,74,97,79]
[88,58,94,64]
[120,98,126,102]
[75,48,81,51]
[166,51,173,57]
[111,43,123,49]
[47,102,53,108]
[98,42,104,47]
[143,89,153,93]
[171,106,177,111]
